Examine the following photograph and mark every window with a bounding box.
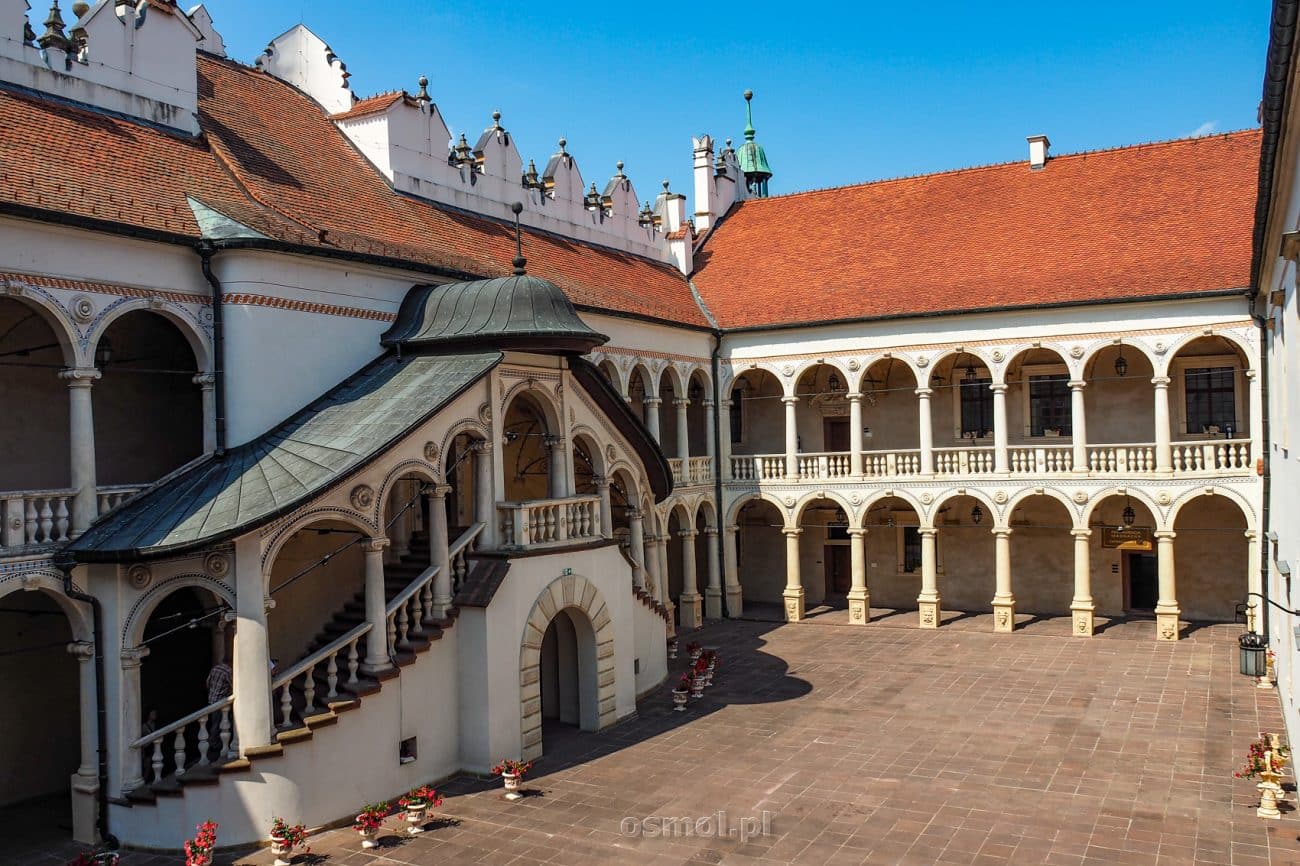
[960,378,993,437]
[1184,367,1236,433]
[729,388,743,444]
[1028,374,1071,436]
[902,526,922,573]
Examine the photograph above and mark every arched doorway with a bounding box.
[1006,494,1075,616]
[734,497,785,609]
[860,495,925,613]
[92,310,202,486]
[794,496,852,610]
[929,493,996,613]
[1172,494,1250,622]
[539,608,594,742]
[1086,494,1160,617]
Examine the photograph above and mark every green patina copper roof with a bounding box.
[736,90,772,180]
[382,273,608,355]
[67,352,502,562]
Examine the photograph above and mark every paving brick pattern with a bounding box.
[14,617,1299,865]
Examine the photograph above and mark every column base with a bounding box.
[847,589,871,625]
[917,595,940,629]
[70,782,98,844]
[725,586,744,618]
[360,660,394,676]
[783,588,805,622]
[991,597,1015,633]
[1154,607,1181,641]
[704,587,722,620]
[1070,602,1095,637]
[678,593,703,629]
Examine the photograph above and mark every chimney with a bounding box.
[1027,134,1050,170]
[692,135,716,232]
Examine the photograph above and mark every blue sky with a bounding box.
[206,1,1270,203]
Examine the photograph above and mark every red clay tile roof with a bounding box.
[692,130,1261,330]
[0,56,708,328]
[331,91,405,119]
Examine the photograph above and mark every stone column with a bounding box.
[546,437,568,498]
[361,537,392,672]
[916,387,934,475]
[67,640,98,787]
[1154,530,1180,640]
[232,540,273,750]
[783,527,804,621]
[391,480,412,560]
[657,537,675,623]
[1246,368,1262,458]
[211,616,229,664]
[703,398,716,482]
[628,507,646,590]
[704,526,722,619]
[674,397,691,462]
[1069,380,1087,472]
[118,645,150,790]
[917,527,940,628]
[193,372,217,454]
[783,396,799,479]
[1245,530,1261,613]
[644,397,662,443]
[594,475,613,537]
[61,367,101,536]
[991,527,1014,632]
[643,532,661,599]
[991,383,1010,474]
[847,527,870,624]
[1070,528,1094,636]
[718,398,734,481]
[724,524,743,616]
[1153,376,1173,474]
[848,392,864,478]
[678,529,702,628]
[428,485,453,621]
[472,441,497,548]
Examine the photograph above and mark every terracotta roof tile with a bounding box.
[331,91,406,119]
[692,131,1261,329]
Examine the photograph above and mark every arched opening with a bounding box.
[571,432,604,497]
[686,369,711,459]
[538,607,599,750]
[735,498,785,607]
[92,311,202,486]
[657,369,682,458]
[728,369,783,460]
[596,359,623,396]
[860,496,925,612]
[1168,336,1251,441]
[445,431,484,534]
[1086,494,1160,615]
[929,494,996,612]
[664,504,692,624]
[0,589,79,827]
[1083,344,1156,446]
[502,391,560,502]
[794,363,853,466]
[1006,495,1075,615]
[695,502,716,615]
[627,365,654,428]
[0,297,72,491]
[139,587,221,735]
[794,497,851,610]
[266,519,367,671]
[857,358,919,459]
[1172,495,1250,622]
[1005,347,1073,444]
[382,472,434,591]
[929,352,995,449]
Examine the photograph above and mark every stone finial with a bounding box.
[557,137,567,155]
[491,109,502,130]
[38,0,72,52]
[71,0,88,17]
[522,158,540,190]
[662,178,670,193]
[453,133,472,166]
[615,160,625,178]
[415,74,430,103]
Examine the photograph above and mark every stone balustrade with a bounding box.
[97,484,144,515]
[1008,445,1074,475]
[688,456,713,485]
[497,495,603,550]
[667,457,686,487]
[1172,439,1252,473]
[132,698,238,787]
[934,447,996,476]
[274,628,367,731]
[1,489,73,550]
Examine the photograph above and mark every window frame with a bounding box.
[1170,353,1247,440]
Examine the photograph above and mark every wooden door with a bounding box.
[824,418,850,452]
[824,545,851,596]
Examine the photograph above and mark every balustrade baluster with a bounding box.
[54,497,69,541]
[23,499,37,545]
[218,707,232,761]
[396,603,410,650]
[279,683,293,728]
[326,652,339,699]
[303,664,317,715]
[196,714,210,766]
[37,498,53,542]
[172,730,186,779]
[150,740,164,784]
[386,613,398,656]
[346,640,360,687]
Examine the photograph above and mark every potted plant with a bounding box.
[492,758,533,800]
[1260,649,1278,689]
[67,853,119,866]
[1043,428,1061,438]
[689,665,705,698]
[268,817,307,865]
[398,784,442,834]
[687,641,702,663]
[672,673,690,711]
[183,821,217,866]
[1236,735,1289,819]
[667,638,678,660]
[353,802,388,848]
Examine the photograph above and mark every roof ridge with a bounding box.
[738,128,1262,205]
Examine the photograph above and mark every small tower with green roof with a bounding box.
[736,89,772,197]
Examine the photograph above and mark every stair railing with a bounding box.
[129,696,236,787]
[272,623,371,728]
[385,522,485,655]
[449,522,485,594]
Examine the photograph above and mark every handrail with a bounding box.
[450,522,485,558]
[131,695,233,749]
[273,622,372,691]
[386,565,436,615]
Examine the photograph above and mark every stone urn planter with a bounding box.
[672,688,689,711]
[503,772,521,799]
[668,639,678,660]
[1258,770,1283,819]
[687,642,702,663]
[268,817,307,866]
[493,758,532,801]
[353,803,387,849]
[269,835,292,866]
[398,785,441,835]
[689,676,704,699]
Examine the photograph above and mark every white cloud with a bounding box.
[1188,120,1218,138]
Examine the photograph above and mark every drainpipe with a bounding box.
[54,553,117,851]
[1253,298,1272,640]
[710,329,728,616]
[196,241,227,455]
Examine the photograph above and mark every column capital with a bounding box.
[66,640,94,662]
[543,434,566,450]
[59,367,101,386]
[192,372,216,389]
[726,524,739,536]
[673,397,691,408]
[1151,376,1171,388]
[626,505,643,519]
[677,528,699,540]
[847,527,868,538]
[702,526,719,537]
[989,383,1009,394]
[915,387,933,398]
[1071,528,1093,539]
[427,482,453,499]
[362,536,390,553]
[781,395,799,406]
[643,396,663,407]
[592,474,610,489]
[847,391,863,404]
[991,527,1013,538]
[782,527,802,538]
[120,645,150,669]
[918,526,938,538]
[1068,379,1087,391]
[702,398,715,409]
[1153,530,1176,541]
[469,440,493,455]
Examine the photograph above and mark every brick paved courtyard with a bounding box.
[13,616,1300,865]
